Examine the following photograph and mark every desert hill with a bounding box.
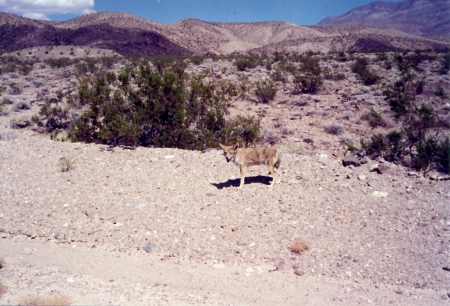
[1,11,449,57]
[318,0,450,37]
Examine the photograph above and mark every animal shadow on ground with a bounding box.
[211,175,272,189]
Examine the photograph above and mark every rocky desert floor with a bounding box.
[0,54,449,305]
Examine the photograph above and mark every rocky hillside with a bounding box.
[1,11,449,57]
[317,0,450,37]
[0,12,191,57]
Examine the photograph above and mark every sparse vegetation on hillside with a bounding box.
[362,59,450,173]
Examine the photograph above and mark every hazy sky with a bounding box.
[1,0,406,25]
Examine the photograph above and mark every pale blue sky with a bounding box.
[1,0,405,25]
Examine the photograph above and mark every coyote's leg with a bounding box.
[274,168,282,183]
[239,166,246,189]
[268,163,276,187]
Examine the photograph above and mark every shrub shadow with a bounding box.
[211,175,272,189]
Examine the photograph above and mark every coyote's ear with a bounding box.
[219,143,226,149]
[234,144,239,150]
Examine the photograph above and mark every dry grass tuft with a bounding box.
[18,294,71,306]
[290,237,310,253]
[58,157,76,172]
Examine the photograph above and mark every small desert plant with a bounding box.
[10,117,31,129]
[18,294,71,306]
[290,237,310,253]
[35,104,71,133]
[12,101,30,112]
[254,79,277,103]
[233,54,258,71]
[270,67,287,83]
[44,57,74,68]
[58,157,75,172]
[351,57,379,86]
[439,51,450,75]
[324,123,345,135]
[434,84,446,98]
[190,55,205,65]
[323,67,346,81]
[361,107,386,129]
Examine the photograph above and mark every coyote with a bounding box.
[219,143,281,189]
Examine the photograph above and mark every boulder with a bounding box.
[342,152,368,167]
[370,163,390,174]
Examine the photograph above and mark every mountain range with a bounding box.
[0,0,449,57]
[318,0,449,37]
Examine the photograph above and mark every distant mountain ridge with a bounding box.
[0,11,449,57]
[318,0,450,36]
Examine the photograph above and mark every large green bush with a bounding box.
[69,63,261,150]
[292,55,323,94]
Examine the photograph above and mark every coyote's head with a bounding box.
[219,143,239,163]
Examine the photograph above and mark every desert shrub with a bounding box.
[105,71,117,84]
[44,57,74,68]
[292,55,323,94]
[270,67,287,83]
[75,62,89,75]
[233,54,258,71]
[10,117,31,129]
[362,71,450,173]
[150,56,187,77]
[324,123,345,135]
[351,57,379,85]
[254,79,277,103]
[361,107,386,129]
[434,84,446,98]
[222,115,262,148]
[34,103,71,132]
[273,51,287,63]
[58,156,75,172]
[69,63,261,149]
[190,55,205,65]
[323,67,346,81]
[218,80,238,97]
[19,63,33,75]
[403,52,436,71]
[100,56,118,69]
[439,51,450,75]
[12,101,30,112]
[0,56,36,74]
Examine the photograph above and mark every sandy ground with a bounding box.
[0,56,449,305]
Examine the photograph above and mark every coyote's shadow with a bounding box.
[211,175,272,189]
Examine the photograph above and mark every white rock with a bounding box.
[212,262,226,269]
[372,191,388,198]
